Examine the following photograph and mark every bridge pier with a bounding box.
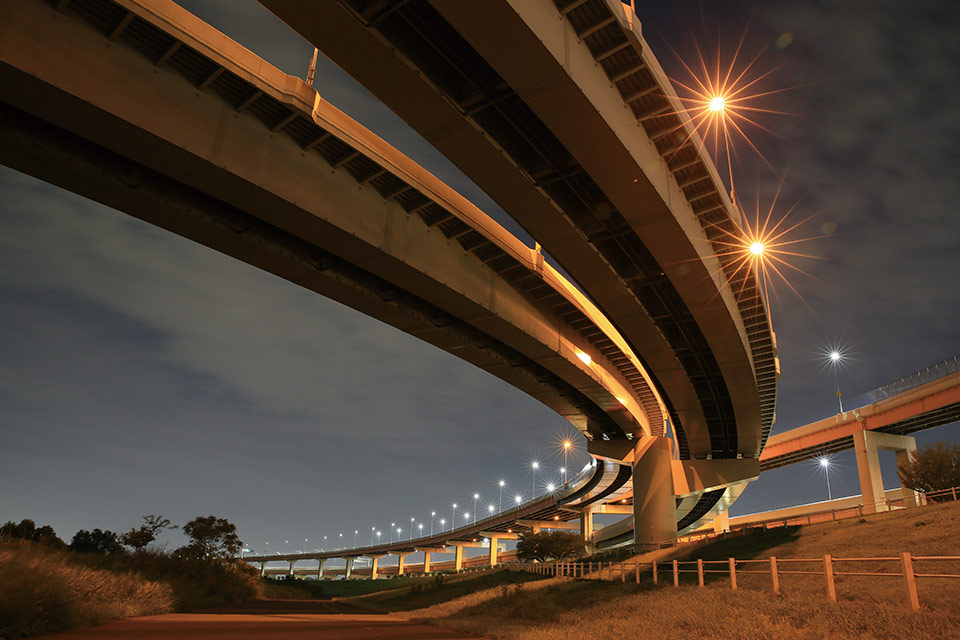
[854,431,918,513]
[316,559,325,580]
[489,537,498,566]
[259,562,266,578]
[423,551,431,573]
[287,560,296,578]
[454,545,464,572]
[632,436,677,547]
[580,508,595,552]
[396,553,406,576]
[370,556,382,580]
[344,557,354,580]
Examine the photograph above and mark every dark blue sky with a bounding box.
[1,0,958,555]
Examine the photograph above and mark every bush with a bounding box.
[516,531,584,562]
[70,529,123,555]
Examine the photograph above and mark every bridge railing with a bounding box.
[874,355,960,402]
[517,549,960,611]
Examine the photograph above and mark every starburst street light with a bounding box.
[531,461,540,499]
[514,495,523,506]
[498,480,506,513]
[431,511,436,536]
[818,456,834,501]
[562,440,572,485]
[667,32,797,199]
[825,347,846,413]
[452,504,458,531]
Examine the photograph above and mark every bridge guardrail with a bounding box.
[874,355,959,402]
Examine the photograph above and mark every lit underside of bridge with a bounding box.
[1,0,780,552]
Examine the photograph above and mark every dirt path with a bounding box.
[40,599,485,639]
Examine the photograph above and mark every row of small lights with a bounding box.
[253,441,577,556]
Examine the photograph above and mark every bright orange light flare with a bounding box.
[660,32,798,199]
[693,176,824,316]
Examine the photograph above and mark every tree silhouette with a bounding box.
[900,442,960,494]
[179,515,241,560]
[0,519,65,547]
[70,528,123,554]
[121,514,176,552]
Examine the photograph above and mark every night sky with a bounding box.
[2,0,959,557]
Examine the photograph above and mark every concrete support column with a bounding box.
[259,562,266,577]
[632,436,677,547]
[287,560,296,578]
[316,559,325,580]
[370,556,380,580]
[397,554,406,576]
[344,557,354,579]
[713,511,729,534]
[580,509,594,540]
[454,545,464,572]
[489,536,499,566]
[423,551,431,573]
[896,442,920,507]
[854,430,918,513]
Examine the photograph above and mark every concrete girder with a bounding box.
[0,0,671,446]
[257,0,775,461]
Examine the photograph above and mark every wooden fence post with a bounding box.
[901,552,920,611]
[728,558,737,590]
[673,560,679,587]
[652,560,658,585]
[621,562,626,582]
[635,561,640,584]
[824,555,837,603]
[770,556,780,594]
[697,558,704,587]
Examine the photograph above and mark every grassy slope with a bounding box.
[369,502,960,640]
[0,542,260,639]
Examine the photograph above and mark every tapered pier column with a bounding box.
[287,560,296,577]
[259,562,266,577]
[344,557,354,579]
[316,559,325,580]
[454,545,464,571]
[632,436,677,547]
[489,537,499,566]
[423,551,431,573]
[854,430,918,513]
[397,554,406,576]
[370,556,380,580]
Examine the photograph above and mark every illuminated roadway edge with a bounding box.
[0,0,774,544]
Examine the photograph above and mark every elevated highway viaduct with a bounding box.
[260,0,779,541]
[0,0,776,547]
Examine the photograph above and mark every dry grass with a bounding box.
[0,542,173,638]
[0,541,261,639]
[380,503,960,640]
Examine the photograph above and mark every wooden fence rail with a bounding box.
[517,553,960,611]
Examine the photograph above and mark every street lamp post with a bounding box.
[353,530,358,548]
[473,493,479,522]
[531,461,540,499]
[410,518,415,541]
[390,523,395,543]
[830,350,844,413]
[451,504,457,531]
[563,441,571,485]
[440,518,446,532]
[498,480,505,513]
[819,456,834,501]
[430,511,436,535]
